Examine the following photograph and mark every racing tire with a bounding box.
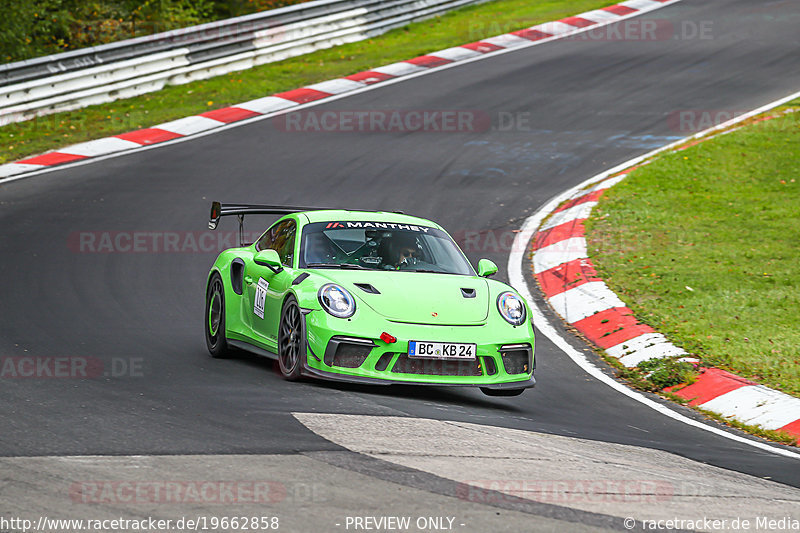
[481,387,525,397]
[278,296,305,381]
[206,272,232,358]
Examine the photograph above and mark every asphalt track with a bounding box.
[1,0,800,514]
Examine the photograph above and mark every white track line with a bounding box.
[508,88,800,460]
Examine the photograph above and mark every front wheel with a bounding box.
[205,273,232,358]
[481,387,525,397]
[278,296,305,380]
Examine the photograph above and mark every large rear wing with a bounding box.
[208,201,325,246]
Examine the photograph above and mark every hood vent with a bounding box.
[461,288,476,298]
[355,283,380,294]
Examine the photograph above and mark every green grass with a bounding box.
[585,103,800,397]
[597,349,696,394]
[596,347,797,447]
[1,0,614,164]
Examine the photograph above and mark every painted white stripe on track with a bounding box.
[618,341,686,367]
[547,281,626,323]
[481,34,531,48]
[532,21,581,35]
[370,62,427,76]
[294,412,800,522]
[605,332,673,358]
[305,78,366,94]
[701,387,800,431]
[532,237,587,274]
[540,202,597,231]
[578,9,623,23]
[0,163,45,178]
[236,96,299,114]
[590,173,629,192]
[155,115,225,135]
[431,46,481,61]
[620,0,663,10]
[58,137,142,157]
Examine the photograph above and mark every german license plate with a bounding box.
[408,341,477,360]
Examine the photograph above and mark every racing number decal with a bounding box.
[254,278,269,319]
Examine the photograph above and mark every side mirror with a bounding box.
[254,249,283,273]
[477,258,498,278]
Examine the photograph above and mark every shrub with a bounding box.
[1,0,312,64]
[637,357,697,390]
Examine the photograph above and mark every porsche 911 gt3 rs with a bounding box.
[205,203,535,396]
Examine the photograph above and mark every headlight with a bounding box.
[318,284,356,318]
[497,292,526,326]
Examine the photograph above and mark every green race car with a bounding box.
[204,203,535,396]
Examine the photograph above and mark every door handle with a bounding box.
[244,275,254,285]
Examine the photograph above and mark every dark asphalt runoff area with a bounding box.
[1,0,799,492]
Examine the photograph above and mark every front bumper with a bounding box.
[302,365,535,389]
[303,308,535,388]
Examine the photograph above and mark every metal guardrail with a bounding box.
[0,0,489,126]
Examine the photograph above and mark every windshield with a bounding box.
[299,221,474,275]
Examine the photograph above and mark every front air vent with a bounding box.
[330,344,371,368]
[324,336,376,368]
[482,356,497,376]
[500,344,532,375]
[374,353,394,371]
[354,283,380,294]
[391,353,482,376]
[461,288,476,298]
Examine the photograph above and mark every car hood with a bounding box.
[312,270,489,325]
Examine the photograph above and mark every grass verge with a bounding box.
[585,102,800,398]
[1,0,614,164]
[695,406,799,447]
[595,341,798,446]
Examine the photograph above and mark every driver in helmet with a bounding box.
[391,234,420,270]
